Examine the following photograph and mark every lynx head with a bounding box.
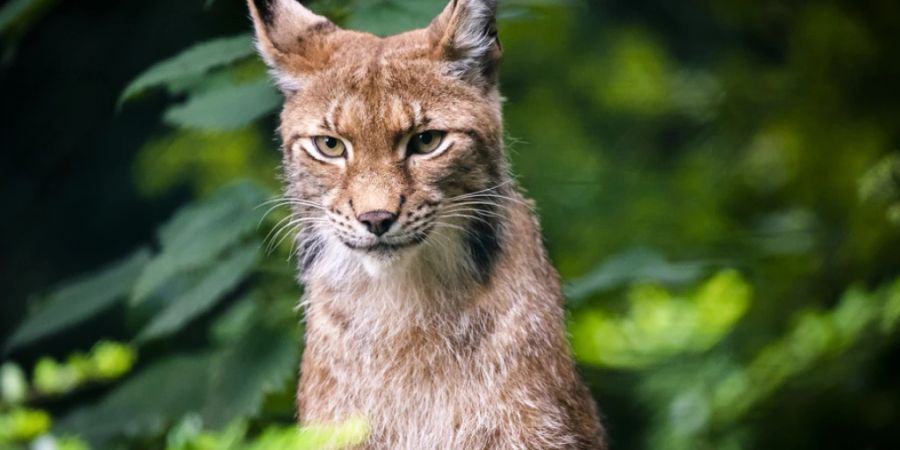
[249,0,512,285]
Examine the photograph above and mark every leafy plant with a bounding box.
[4,0,900,449]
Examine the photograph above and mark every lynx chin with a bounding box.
[248,0,606,448]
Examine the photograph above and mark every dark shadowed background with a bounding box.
[2,0,899,449]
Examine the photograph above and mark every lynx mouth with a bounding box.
[340,233,429,254]
[333,221,436,255]
[344,240,418,253]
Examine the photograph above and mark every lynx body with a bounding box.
[248,1,605,448]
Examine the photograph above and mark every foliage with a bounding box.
[0,342,135,448]
[570,270,751,368]
[6,252,151,351]
[162,79,281,131]
[118,33,255,106]
[130,181,266,304]
[163,418,368,450]
[2,0,900,450]
[0,0,56,62]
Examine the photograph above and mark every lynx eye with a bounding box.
[313,136,346,158]
[407,130,446,155]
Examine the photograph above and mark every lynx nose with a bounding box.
[357,210,397,236]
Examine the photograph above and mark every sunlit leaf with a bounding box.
[238,419,369,450]
[119,33,254,105]
[6,248,151,351]
[692,270,752,346]
[89,341,137,380]
[163,78,281,131]
[294,418,369,449]
[570,270,751,368]
[33,356,82,395]
[57,353,212,442]
[137,242,260,342]
[0,363,28,405]
[0,408,51,442]
[131,182,267,303]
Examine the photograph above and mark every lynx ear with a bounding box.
[247,0,338,92]
[428,0,502,87]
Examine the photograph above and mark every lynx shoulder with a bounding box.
[247,0,606,448]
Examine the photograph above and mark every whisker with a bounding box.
[438,213,497,227]
[445,180,514,202]
[265,217,329,254]
[440,204,508,219]
[263,213,323,248]
[272,222,322,256]
[447,193,531,209]
[434,222,470,234]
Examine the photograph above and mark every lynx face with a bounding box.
[251,0,510,281]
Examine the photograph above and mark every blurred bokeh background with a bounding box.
[2,0,900,449]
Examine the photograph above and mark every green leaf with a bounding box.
[89,341,137,380]
[131,181,267,303]
[0,408,51,442]
[570,270,751,369]
[137,242,260,342]
[0,363,28,405]
[6,248,152,351]
[499,0,579,18]
[0,0,55,36]
[203,317,299,428]
[881,279,900,333]
[163,78,281,131]
[235,420,368,450]
[33,357,81,395]
[119,33,254,105]
[346,0,446,37]
[343,0,574,36]
[56,353,212,443]
[565,248,708,304]
[163,420,363,450]
[210,295,258,345]
[293,418,369,450]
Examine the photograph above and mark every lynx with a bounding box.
[247,0,606,448]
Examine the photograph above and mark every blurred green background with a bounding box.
[2,0,900,449]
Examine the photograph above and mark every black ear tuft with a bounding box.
[253,0,314,25]
[252,0,276,25]
[429,0,503,87]
[246,0,336,92]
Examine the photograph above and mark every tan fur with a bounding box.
[248,1,606,448]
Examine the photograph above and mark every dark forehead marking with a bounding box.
[392,101,418,148]
[401,100,416,131]
[326,100,344,134]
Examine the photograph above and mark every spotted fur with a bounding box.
[248,1,606,448]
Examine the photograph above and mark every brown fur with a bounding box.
[248,1,606,448]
